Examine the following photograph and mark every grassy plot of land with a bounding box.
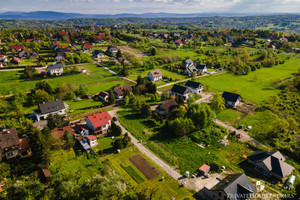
[120,164,145,183]
[0,64,121,95]
[196,57,300,104]
[99,147,194,199]
[217,109,245,125]
[117,109,254,174]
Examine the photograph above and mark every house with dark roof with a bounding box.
[107,46,118,55]
[155,99,178,115]
[247,151,294,181]
[148,70,163,81]
[182,59,194,68]
[222,91,241,107]
[169,85,190,100]
[92,50,105,58]
[85,111,112,134]
[34,99,67,121]
[113,85,132,99]
[0,128,20,159]
[98,91,109,102]
[47,63,64,76]
[203,173,256,200]
[184,65,197,76]
[185,80,203,94]
[75,125,89,137]
[196,64,207,73]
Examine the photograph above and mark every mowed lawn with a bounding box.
[196,57,300,104]
[0,64,122,95]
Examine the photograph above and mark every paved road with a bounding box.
[94,61,137,84]
[108,109,182,180]
[0,66,47,72]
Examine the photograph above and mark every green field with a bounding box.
[196,57,300,104]
[0,64,124,95]
[217,109,245,125]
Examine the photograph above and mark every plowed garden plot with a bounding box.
[129,154,160,180]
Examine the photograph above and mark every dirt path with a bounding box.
[94,61,137,84]
[117,45,149,57]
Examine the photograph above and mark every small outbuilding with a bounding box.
[199,164,210,176]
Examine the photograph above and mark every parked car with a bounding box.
[236,134,241,138]
[112,116,118,122]
[245,126,252,131]
[231,131,237,136]
[238,125,244,129]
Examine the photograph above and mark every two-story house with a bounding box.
[185,80,204,94]
[148,70,163,82]
[34,99,67,121]
[47,63,64,76]
[85,111,112,135]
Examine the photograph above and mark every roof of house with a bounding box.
[174,40,183,44]
[248,151,294,178]
[12,57,20,62]
[148,70,162,78]
[75,124,87,133]
[222,91,241,103]
[157,99,178,111]
[185,65,197,74]
[210,173,256,200]
[0,55,6,57]
[108,46,118,51]
[37,99,66,115]
[0,128,20,150]
[99,92,109,98]
[185,80,203,89]
[83,44,93,49]
[170,85,189,95]
[183,59,193,65]
[113,85,132,96]
[26,39,34,42]
[19,137,31,151]
[86,135,97,141]
[11,45,25,49]
[86,111,112,129]
[48,63,63,70]
[42,169,51,178]
[196,64,207,70]
[199,164,210,172]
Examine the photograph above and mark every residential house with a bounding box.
[182,59,194,68]
[0,55,8,63]
[232,42,242,47]
[185,80,203,94]
[11,45,25,52]
[247,151,294,181]
[54,53,65,62]
[34,99,67,121]
[148,70,163,81]
[86,135,97,147]
[75,125,89,137]
[98,92,109,102]
[19,137,32,157]
[85,111,112,134]
[10,57,20,65]
[196,64,207,73]
[241,38,249,44]
[113,85,133,99]
[203,173,257,200]
[279,37,288,43]
[92,50,105,58]
[222,91,241,107]
[169,85,190,100]
[199,164,210,176]
[117,57,130,66]
[19,50,31,58]
[174,40,183,46]
[184,65,197,76]
[0,128,20,159]
[107,46,118,55]
[155,99,178,115]
[82,44,93,52]
[47,63,64,76]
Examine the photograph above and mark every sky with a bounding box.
[1,0,300,14]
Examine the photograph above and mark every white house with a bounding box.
[85,111,112,135]
[86,135,97,147]
[107,46,118,55]
[47,63,64,76]
[148,70,163,81]
[0,55,8,62]
[222,91,241,107]
[185,80,204,94]
[169,85,190,100]
[196,64,207,73]
[34,100,67,121]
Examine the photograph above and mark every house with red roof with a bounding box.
[174,40,183,46]
[85,111,112,134]
[0,55,8,62]
[82,44,93,52]
[11,45,25,51]
[10,57,20,65]
[86,135,97,147]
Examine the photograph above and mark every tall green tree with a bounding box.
[210,93,225,113]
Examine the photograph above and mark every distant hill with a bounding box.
[0,11,283,20]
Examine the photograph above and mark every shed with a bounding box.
[40,168,51,182]
[199,164,210,176]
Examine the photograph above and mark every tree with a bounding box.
[108,89,115,104]
[175,95,185,106]
[64,91,76,100]
[47,114,63,130]
[35,81,54,94]
[116,49,122,58]
[150,47,158,56]
[210,93,225,113]
[63,130,75,149]
[111,121,122,136]
[112,138,123,149]
[35,89,51,103]
[170,118,195,137]
[75,84,88,97]
[123,96,129,106]
[140,102,151,117]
